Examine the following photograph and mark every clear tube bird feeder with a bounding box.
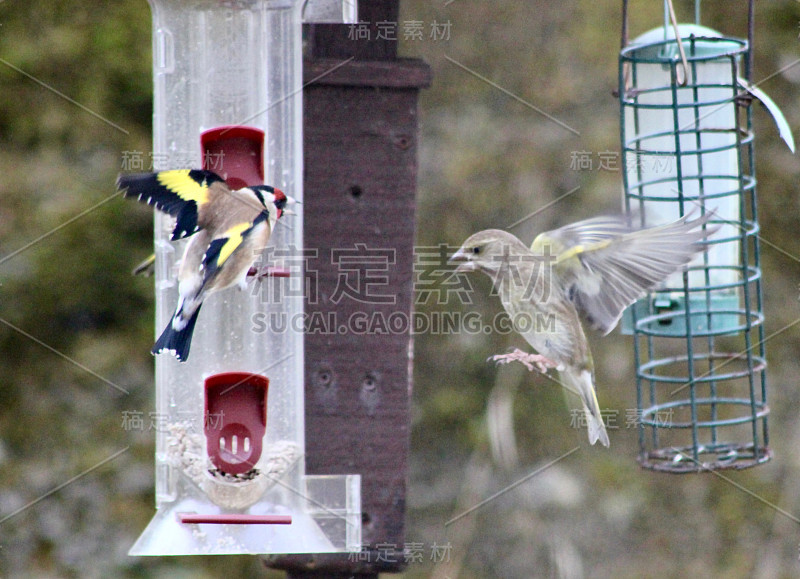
[618,4,790,472]
[129,0,361,556]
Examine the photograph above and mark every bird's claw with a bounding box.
[489,349,559,374]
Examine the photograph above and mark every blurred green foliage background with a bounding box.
[0,0,799,577]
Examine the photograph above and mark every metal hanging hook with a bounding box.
[666,0,690,86]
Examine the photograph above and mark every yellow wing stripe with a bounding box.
[556,240,612,264]
[556,244,586,264]
[157,170,210,204]
[217,222,252,266]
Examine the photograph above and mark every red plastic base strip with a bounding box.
[178,513,292,525]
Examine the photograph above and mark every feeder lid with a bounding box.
[633,24,722,44]
[628,25,795,153]
[302,0,357,23]
[631,25,743,60]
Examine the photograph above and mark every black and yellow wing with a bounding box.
[117,169,228,240]
[199,212,269,285]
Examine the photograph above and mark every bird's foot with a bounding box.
[490,349,559,374]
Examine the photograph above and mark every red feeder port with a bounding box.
[201,126,265,190]
[205,372,269,475]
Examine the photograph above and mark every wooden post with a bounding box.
[264,1,431,575]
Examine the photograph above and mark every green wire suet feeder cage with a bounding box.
[619,1,793,472]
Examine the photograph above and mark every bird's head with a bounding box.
[250,185,299,219]
[449,229,529,276]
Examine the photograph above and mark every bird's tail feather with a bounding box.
[560,367,610,447]
[152,304,202,362]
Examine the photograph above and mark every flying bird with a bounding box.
[118,169,293,362]
[449,212,715,447]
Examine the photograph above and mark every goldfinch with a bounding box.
[117,169,292,362]
[449,212,715,446]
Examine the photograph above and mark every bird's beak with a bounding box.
[448,248,476,273]
[282,195,300,216]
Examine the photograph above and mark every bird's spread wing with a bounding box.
[199,214,267,283]
[536,212,713,335]
[534,215,635,251]
[117,169,228,240]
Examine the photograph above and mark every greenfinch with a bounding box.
[449,212,714,446]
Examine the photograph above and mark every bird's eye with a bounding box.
[472,247,481,255]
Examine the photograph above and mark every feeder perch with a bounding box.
[618,2,790,472]
[129,0,362,556]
